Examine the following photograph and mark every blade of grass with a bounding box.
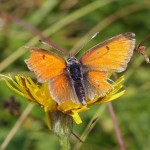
[28,0,59,26]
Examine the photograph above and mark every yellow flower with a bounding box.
[0,74,125,125]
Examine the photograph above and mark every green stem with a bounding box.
[50,111,73,150]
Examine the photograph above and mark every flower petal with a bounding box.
[71,112,82,124]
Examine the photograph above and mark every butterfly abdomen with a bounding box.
[67,57,86,105]
[74,81,85,104]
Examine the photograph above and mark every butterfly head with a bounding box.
[67,56,79,66]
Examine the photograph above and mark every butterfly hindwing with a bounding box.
[81,32,136,72]
[25,47,66,82]
[49,74,79,104]
[84,71,112,100]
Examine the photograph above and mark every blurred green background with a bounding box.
[0,0,150,150]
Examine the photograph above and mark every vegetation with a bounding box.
[0,0,150,149]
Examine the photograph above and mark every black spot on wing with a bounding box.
[42,55,45,59]
[106,46,109,50]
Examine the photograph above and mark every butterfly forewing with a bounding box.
[81,32,136,72]
[25,47,66,82]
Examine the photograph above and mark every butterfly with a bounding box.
[25,32,136,105]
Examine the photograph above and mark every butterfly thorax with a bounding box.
[67,56,86,105]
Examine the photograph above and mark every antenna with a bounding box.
[75,32,99,56]
[39,39,70,57]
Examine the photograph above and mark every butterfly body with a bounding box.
[25,32,136,105]
[66,56,86,105]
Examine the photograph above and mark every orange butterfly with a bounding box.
[25,32,136,105]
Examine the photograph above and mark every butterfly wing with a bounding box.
[49,74,79,105]
[25,47,79,104]
[84,71,112,100]
[81,32,136,100]
[25,47,66,82]
[81,32,136,72]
